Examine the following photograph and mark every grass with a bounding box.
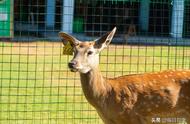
[0,41,190,124]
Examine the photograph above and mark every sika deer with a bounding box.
[59,27,190,124]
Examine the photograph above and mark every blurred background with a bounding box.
[0,0,190,124]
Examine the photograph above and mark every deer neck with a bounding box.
[80,67,111,106]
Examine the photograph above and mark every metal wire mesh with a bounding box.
[0,0,190,124]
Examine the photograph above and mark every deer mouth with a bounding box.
[70,68,78,72]
[68,62,79,72]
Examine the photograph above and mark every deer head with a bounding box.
[59,27,116,74]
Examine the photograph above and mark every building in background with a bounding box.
[0,0,13,38]
[0,0,190,40]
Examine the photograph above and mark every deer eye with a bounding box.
[87,51,93,56]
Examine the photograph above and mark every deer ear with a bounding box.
[94,27,116,51]
[59,32,79,46]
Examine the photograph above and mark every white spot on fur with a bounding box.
[160,86,165,90]
[147,108,151,112]
[182,71,187,74]
[172,79,175,82]
[153,80,157,83]
[180,79,188,84]
[177,73,181,76]
[135,84,139,87]
[157,96,161,100]
[186,96,189,100]
[155,104,159,108]
[148,95,153,99]
[180,94,185,98]
[149,82,153,86]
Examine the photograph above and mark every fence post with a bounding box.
[45,0,56,29]
[61,0,74,33]
[170,0,185,38]
[139,0,150,32]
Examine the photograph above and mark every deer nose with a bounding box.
[68,61,78,68]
